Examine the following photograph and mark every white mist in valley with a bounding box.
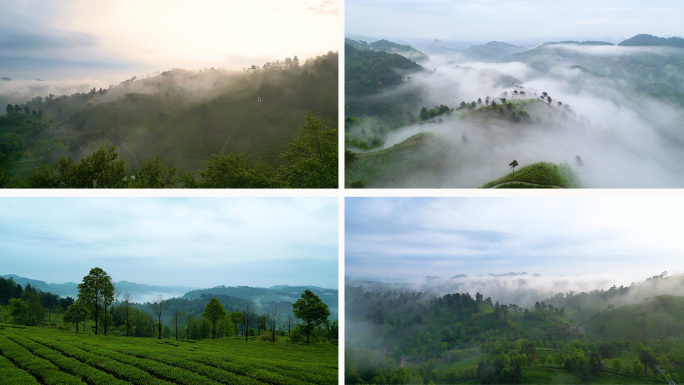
[368,44,684,187]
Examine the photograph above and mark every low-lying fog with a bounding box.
[347,271,684,308]
[367,45,684,187]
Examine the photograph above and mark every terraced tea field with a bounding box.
[0,324,337,385]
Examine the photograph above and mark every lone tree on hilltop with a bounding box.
[509,160,519,175]
[203,297,226,339]
[78,267,114,335]
[292,290,330,343]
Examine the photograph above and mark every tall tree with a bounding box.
[78,267,114,335]
[123,293,133,337]
[269,303,280,343]
[203,297,227,339]
[150,294,167,339]
[292,290,330,343]
[279,112,338,188]
[174,308,185,340]
[242,303,255,341]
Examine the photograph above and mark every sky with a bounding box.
[0,197,338,289]
[346,197,684,285]
[0,0,338,82]
[346,0,684,46]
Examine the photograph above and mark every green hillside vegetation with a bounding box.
[481,162,579,188]
[345,132,451,188]
[0,270,337,383]
[346,285,678,384]
[1,112,336,188]
[345,38,428,62]
[1,52,337,187]
[345,42,423,128]
[0,323,337,385]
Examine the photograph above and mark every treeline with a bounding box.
[0,276,75,326]
[1,112,336,188]
[3,268,338,346]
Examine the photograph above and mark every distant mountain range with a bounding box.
[345,38,428,62]
[1,274,338,308]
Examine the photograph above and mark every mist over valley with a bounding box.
[345,34,684,188]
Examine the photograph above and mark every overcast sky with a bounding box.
[0,198,338,289]
[1,0,338,81]
[346,197,684,285]
[346,0,684,46]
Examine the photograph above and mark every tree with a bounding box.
[174,309,185,340]
[292,290,330,343]
[63,299,88,332]
[150,294,167,339]
[269,303,280,343]
[122,293,133,337]
[279,112,337,188]
[242,303,255,341]
[509,160,519,175]
[203,297,227,339]
[78,267,114,335]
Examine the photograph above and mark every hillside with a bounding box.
[346,277,684,384]
[481,161,579,188]
[462,41,527,62]
[0,323,337,384]
[345,38,428,62]
[1,52,337,183]
[619,34,684,48]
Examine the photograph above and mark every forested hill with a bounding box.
[345,38,428,62]
[183,285,338,310]
[1,52,337,180]
[619,34,684,47]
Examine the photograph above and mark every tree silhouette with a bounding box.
[509,160,519,174]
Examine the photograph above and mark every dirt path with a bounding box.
[486,180,564,188]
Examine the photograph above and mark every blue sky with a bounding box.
[346,197,684,284]
[346,0,684,45]
[1,0,338,81]
[0,197,338,289]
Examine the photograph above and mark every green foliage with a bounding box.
[292,290,331,343]
[481,162,579,188]
[29,145,126,188]
[77,267,115,335]
[202,298,227,339]
[0,323,337,384]
[279,112,338,188]
[184,152,277,188]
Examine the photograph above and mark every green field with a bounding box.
[0,323,337,385]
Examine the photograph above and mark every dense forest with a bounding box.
[1,52,338,188]
[346,275,684,384]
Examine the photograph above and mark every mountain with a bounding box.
[183,285,338,310]
[1,274,78,298]
[345,38,428,62]
[462,41,527,62]
[2,52,337,179]
[619,33,684,47]
[1,274,199,302]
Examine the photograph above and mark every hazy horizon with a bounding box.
[347,0,684,45]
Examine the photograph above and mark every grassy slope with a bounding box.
[346,132,448,187]
[481,162,579,188]
[0,323,337,385]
